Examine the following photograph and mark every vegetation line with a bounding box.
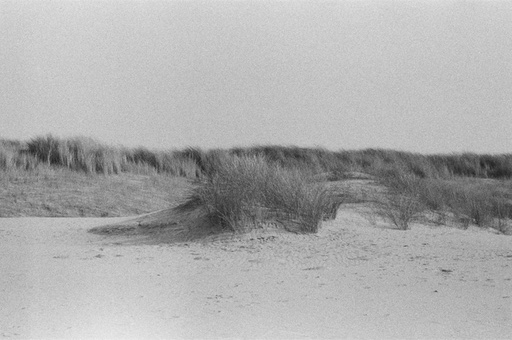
[1,134,511,235]
[2,134,511,179]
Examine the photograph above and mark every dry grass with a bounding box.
[372,171,426,230]
[377,169,512,233]
[3,135,512,236]
[4,135,512,180]
[1,135,202,178]
[416,178,512,233]
[176,155,334,233]
[0,168,192,217]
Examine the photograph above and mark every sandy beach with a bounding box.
[3,1,512,338]
[1,206,511,339]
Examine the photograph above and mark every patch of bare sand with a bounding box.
[1,207,511,339]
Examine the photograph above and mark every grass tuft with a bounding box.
[176,155,333,233]
[374,170,426,230]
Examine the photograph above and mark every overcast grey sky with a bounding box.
[1,0,511,153]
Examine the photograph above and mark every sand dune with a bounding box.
[1,206,511,339]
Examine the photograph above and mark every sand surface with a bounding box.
[1,207,511,339]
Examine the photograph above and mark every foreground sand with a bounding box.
[1,207,511,339]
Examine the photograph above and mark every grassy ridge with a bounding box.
[0,135,200,177]
[2,135,512,179]
[2,135,511,234]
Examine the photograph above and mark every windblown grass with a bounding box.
[3,135,512,181]
[0,139,40,171]
[416,178,512,233]
[175,155,334,233]
[1,135,202,177]
[26,135,123,174]
[3,135,512,235]
[373,171,426,230]
[377,167,512,233]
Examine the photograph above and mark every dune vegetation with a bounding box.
[174,155,334,233]
[1,134,511,234]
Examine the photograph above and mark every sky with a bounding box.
[1,0,511,154]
